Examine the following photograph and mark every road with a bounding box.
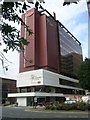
[1,106,90,120]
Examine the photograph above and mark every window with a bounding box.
[27,87,31,92]
[59,78,78,87]
[20,88,27,93]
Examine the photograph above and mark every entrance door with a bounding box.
[27,97,33,106]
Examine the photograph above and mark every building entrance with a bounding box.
[27,97,33,106]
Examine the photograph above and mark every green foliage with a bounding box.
[76,101,88,111]
[1,1,33,52]
[45,102,90,111]
[45,105,51,110]
[77,58,90,91]
[50,105,56,110]
[56,105,62,110]
[0,1,34,70]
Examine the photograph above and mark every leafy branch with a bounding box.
[1,2,33,52]
[0,52,13,71]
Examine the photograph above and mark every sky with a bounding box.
[0,0,89,79]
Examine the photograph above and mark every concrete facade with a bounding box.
[8,69,84,106]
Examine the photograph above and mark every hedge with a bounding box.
[45,102,90,111]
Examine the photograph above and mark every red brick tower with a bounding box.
[20,8,60,73]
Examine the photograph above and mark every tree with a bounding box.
[1,1,33,52]
[0,1,37,69]
[77,58,90,91]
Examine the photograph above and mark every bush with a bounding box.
[45,101,90,111]
[45,105,51,110]
[50,105,56,110]
[76,101,88,111]
[56,105,62,110]
[61,104,70,110]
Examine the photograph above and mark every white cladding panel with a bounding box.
[43,70,59,86]
[17,69,43,87]
[8,92,64,97]
[17,69,79,89]
[17,97,26,106]
[43,70,78,86]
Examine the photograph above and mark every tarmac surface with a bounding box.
[1,105,90,120]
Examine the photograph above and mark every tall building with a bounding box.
[20,8,83,77]
[8,8,84,106]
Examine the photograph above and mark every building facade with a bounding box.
[8,69,84,106]
[0,77,17,104]
[8,8,84,106]
[58,21,83,77]
[20,8,60,73]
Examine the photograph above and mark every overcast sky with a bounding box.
[0,0,88,79]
